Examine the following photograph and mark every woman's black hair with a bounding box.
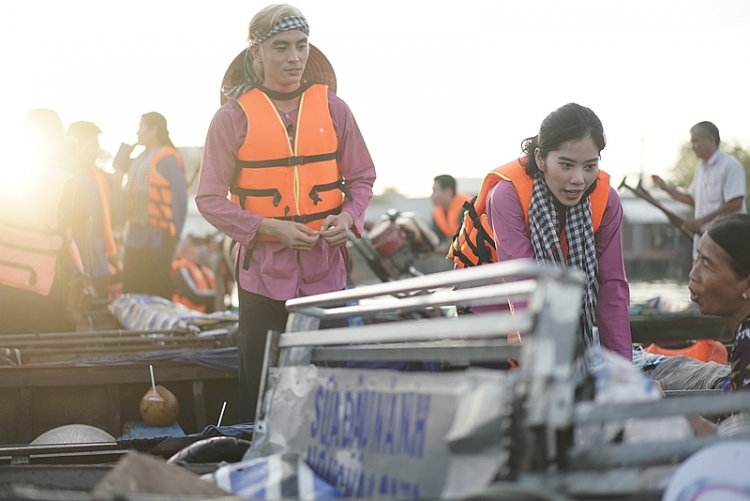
[706,214,750,279]
[521,103,606,177]
[141,112,176,149]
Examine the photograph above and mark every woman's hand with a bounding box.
[113,142,136,172]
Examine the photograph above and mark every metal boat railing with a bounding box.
[252,259,586,456]
[250,257,750,499]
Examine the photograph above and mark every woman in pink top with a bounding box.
[468,104,631,359]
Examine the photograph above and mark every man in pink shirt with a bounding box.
[197,4,375,422]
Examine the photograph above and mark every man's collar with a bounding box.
[706,148,722,166]
[259,81,313,101]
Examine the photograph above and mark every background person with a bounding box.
[113,112,187,299]
[171,235,217,313]
[430,174,472,247]
[450,103,632,360]
[652,121,746,257]
[197,4,375,422]
[0,109,90,333]
[66,121,121,300]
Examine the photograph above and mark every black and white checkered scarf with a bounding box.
[528,172,600,350]
[223,15,310,100]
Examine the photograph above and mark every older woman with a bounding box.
[689,214,750,391]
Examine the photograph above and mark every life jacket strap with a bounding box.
[0,259,37,285]
[277,206,341,224]
[309,178,351,205]
[235,151,339,170]
[230,187,283,208]
[0,237,61,255]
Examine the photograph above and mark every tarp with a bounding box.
[110,293,238,332]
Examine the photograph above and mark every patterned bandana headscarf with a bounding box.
[251,15,309,46]
[223,15,310,100]
[528,172,600,351]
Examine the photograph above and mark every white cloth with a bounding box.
[688,149,746,255]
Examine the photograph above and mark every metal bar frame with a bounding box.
[251,259,587,452]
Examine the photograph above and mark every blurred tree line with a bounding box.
[669,142,750,212]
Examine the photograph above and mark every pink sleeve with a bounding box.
[328,93,376,238]
[196,101,263,247]
[594,187,632,359]
[486,180,534,260]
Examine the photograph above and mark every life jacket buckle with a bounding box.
[310,189,322,205]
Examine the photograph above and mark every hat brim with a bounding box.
[220,43,337,106]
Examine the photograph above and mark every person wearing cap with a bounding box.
[66,121,122,300]
[0,109,91,333]
[197,4,376,422]
[112,112,188,299]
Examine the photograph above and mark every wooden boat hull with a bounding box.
[0,362,238,446]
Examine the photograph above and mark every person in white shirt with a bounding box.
[652,121,746,256]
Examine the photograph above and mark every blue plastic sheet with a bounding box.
[69,347,239,372]
[197,423,255,440]
[213,453,340,500]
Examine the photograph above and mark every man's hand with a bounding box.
[319,212,353,248]
[651,175,668,191]
[682,218,704,235]
[261,219,320,250]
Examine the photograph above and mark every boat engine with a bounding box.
[352,209,440,282]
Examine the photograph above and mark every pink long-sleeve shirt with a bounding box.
[196,92,375,301]
[486,180,632,359]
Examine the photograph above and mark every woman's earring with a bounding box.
[743,292,748,300]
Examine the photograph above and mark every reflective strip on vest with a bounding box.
[232,84,343,242]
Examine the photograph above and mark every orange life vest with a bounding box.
[433,193,472,239]
[231,84,346,242]
[130,146,184,236]
[645,340,728,365]
[449,159,611,268]
[92,168,117,256]
[0,169,71,295]
[171,258,216,312]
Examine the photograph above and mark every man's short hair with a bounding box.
[691,121,720,145]
[434,174,457,195]
[67,121,102,141]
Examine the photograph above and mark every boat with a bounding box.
[629,311,730,345]
[0,297,240,447]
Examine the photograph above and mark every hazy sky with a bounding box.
[1,0,748,197]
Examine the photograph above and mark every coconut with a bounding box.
[140,385,179,427]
